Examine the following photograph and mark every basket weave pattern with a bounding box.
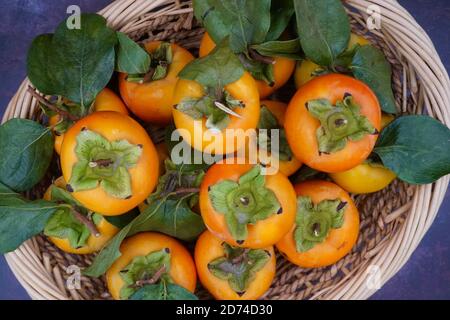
[2,0,450,300]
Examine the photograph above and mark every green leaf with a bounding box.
[133,161,206,241]
[374,115,450,184]
[179,38,244,89]
[115,32,151,74]
[50,14,117,108]
[27,34,55,94]
[209,165,281,242]
[265,0,295,41]
[83,222,132,277]
[238,54,274,85]
[104,207,140,229]
[0,119,53,192]
[294,0,350,67]
[0,183,59,253]
[130,283,198,300]
[350,45,397,114]
[27,14,117,110]
[194,0,271,53]
[136,199,205,242]
[252,39,302,59]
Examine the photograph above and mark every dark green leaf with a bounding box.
[374,115,450,184]
[292,166,326,183]
[265,0,295,41]
[134,199,205,242]
[130,283,198,300]
[238,54,274,85]
[115,32,151,74]
[294,0,350,67]
[27,34,55,94]
[105,207,140,229]
[0,183,59,253]
[350,45,397,114]
[252,39,302,59]
[194,0,271,53]
[0,119,53,192]
[179,39,244,89]
[83,222,132,277]
[50,14,117,108]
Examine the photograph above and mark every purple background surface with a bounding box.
[0,0,449,300]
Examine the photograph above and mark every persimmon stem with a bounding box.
[130,265,167,288]
[248,48,275,65]
[88,159,114,168]
[27,86,79,121]
[172,187,200,195]
[70,208,100,237]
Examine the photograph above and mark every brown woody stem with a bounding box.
[130,265,167,288]
[248,48,275,65]
[70,208,100,237]
[89,159,114,168]
[27,86,79,122]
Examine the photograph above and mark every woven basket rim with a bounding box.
[3,0,450,300]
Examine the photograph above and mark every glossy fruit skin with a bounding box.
[60,111,159,216]
[295,34,370,88]
[51,88,129,155]
[195,230,276,300]
[199,32,295,99]
[49,115,65,156]
[106,232,197,300]
[294,34,370,88]
[258,100,302,176]
[199,160,297,248]
[276,180,360,268]
[93,87,129,114]
[284,74,381,173]
[43,177,119,254]
[119,41,194,124]
[329,163,396,194]
[172,72,260,155]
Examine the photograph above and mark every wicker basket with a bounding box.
[3,0,449,300]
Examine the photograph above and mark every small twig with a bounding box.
[142,67,156,83]
[248,48,275,65]
[173,187,200,195]
[70,208,100,237]
[158,187,200,200]
[27,86,79,121]
[130,266,166,288]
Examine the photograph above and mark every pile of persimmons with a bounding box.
[1,0,449,301]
